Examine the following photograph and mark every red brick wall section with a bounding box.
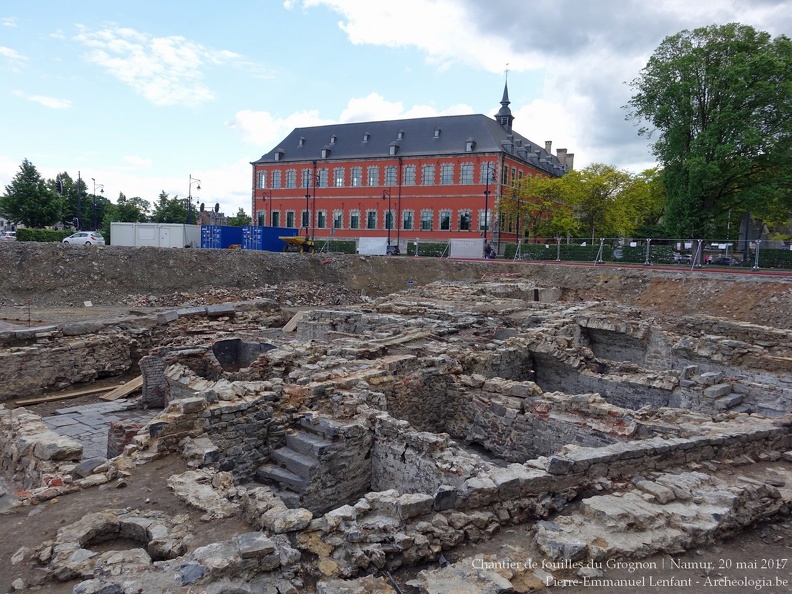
[107,419,143,458]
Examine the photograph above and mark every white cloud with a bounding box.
[123,156,153,169]
[1,17,17,27]
[0,45,28,72]
[73,25,254,107]
[286,0,792,173]
[229,109,335,146]
[12,90,72,109]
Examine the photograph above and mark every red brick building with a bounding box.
[250,83,573,251]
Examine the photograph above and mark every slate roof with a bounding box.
[252,113,568,177]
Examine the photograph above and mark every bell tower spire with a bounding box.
[495,67,514,131]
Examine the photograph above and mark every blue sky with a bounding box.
[2,0,790,217]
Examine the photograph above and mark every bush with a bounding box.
[322,240,357,254]
[15,228,73,242]
[406,241,449,257]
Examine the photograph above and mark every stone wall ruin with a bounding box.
[1,275,791,592]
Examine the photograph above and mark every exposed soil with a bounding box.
[0,455,251,594]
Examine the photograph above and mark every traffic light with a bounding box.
[56,180,63,195]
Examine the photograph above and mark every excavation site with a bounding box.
[1,243,791,594]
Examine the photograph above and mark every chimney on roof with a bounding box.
[545,141,552,154]
[565,152,575,170]
[556,148,567,168]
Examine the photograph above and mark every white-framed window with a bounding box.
[478,209,491,232]
[286,170,296,188]
[366,210,377,230]
[317,211,327,229]
[318,168,328,188]
[350,210,360,229]
[459,210,472,231]
[384,209,394,230]
[440,163,454,185]
[420,210,433,230]
[402,210,414,231]
[385,166,397,186]
[257,171,266,189]
[256,209,266,226]
[367,166,379,186]
[439,210,451,230]
[334,168,345,187]
[460,163,473,185]
[271,211,281,227]
[302,169,312,188]
[403,165,416,186]
[422,164,435,185]
[350,167,362,186]
[480,162,495,184]
[286,211,295,227]
[333,210,343,229]
[272,171,282,189]
[302,210,310,228]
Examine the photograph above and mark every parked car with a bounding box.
[62,231,105,245]
[673,252,692,264]
[0,231,16,241]
[713,256,738,266]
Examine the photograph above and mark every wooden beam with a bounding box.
[14,386,112,407]
[99,376,143,401]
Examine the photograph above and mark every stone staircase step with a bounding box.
[271,447,319,479]
[255,464,309,492]
[300,415,344,439]
[286,430,334,456]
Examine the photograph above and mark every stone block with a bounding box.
[397,493,433,520]
[433,485,458,511]
[703,384,733,399]
[235,532,276,559]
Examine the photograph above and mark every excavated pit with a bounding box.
[2,270,791,593]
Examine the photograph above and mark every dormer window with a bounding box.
[389,142,400,156]
[397,130,404,140]
[274,148,284,161]
[363,132,370,143]
[434,128,441,138]
[321,147,331,158]
[298,137,305,147]
[329,134,337,145]
[465,137,476,152]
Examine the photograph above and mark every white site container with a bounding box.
[110,223,201,248]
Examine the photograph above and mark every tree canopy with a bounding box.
[0,159,63,227]
[226,207,252,227]
[627,23,792,238]
[151,191,189,223]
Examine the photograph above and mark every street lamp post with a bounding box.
[187,175,201,225]
[260,190,271,226]
[91,178,104,230]
[483,163,495,254]
[382,189,392,248]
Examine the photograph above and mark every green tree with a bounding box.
[561,164,634,240]
[151,191,188,223]
[226,207,252,227]
[0,159,63,227]
[100,192,151,241]
[627,23,792,238]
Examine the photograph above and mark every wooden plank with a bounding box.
[14,386,112,407]
[99,376,143,401]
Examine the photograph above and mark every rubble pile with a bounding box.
[122,281,363,309]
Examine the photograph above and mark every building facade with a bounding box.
[250,83,573,250]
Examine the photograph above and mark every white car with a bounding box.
[62,231,105,245]
[0,231,15,241]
